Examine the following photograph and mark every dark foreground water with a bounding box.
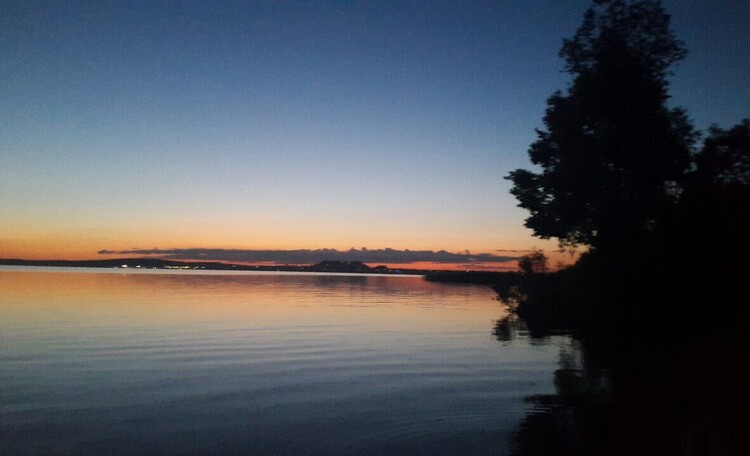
[0,267,571,455]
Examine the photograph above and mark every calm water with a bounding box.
[0,267,569,455]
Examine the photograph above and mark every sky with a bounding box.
[1,0,748,269]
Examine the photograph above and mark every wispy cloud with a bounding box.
[98,248,518,264]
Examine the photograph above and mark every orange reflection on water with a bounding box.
[0,269,505,335]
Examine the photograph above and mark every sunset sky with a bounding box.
[1,1,748,268]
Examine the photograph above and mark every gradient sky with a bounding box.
[1,1,748,265]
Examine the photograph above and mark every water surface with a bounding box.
[0,268,567,455]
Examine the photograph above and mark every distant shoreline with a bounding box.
[0,258,436,276]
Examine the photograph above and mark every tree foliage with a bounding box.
[502,0,750,343]
[518,250,548,275]
[693,119,750,188]
[507,0,696,252]
[674,119,750,266]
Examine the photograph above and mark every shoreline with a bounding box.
[0,258,437,276]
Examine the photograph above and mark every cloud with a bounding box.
[98,247,518,265]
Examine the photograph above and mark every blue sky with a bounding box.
[1,1,748,264]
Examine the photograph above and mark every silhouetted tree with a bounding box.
[693,119,750,187]
[507,0,696,254]
[669,119,750,280]
[498,5,749,452]
[518,250,548,275]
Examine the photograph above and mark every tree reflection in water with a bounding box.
[495,312,749,455]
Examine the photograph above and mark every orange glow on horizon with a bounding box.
[0,210,556,263]
[0,218,570,270]
[0,242,574,272]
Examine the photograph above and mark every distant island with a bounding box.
[0,258,438,276]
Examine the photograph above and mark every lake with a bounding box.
[0,267,570,455]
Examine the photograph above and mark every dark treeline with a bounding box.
[493,1,749,454]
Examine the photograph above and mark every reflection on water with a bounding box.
[1,268,566,455]
[496,310,750,455]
